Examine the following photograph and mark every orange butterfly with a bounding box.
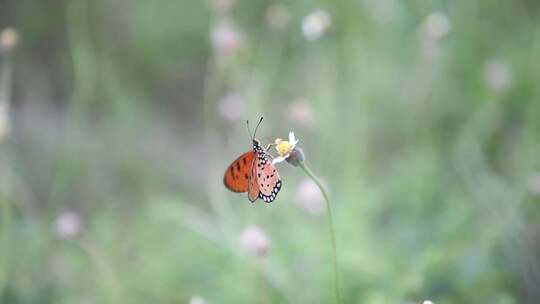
[223,118,282,203]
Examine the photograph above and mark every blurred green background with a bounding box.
[1,0,540,303]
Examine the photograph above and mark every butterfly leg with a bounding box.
[264,143,277,159]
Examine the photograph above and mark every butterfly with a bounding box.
[223,117,282,203]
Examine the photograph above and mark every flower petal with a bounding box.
[272,155,288,165]
[288,131,298,145]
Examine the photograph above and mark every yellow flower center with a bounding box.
[275,139,294,156]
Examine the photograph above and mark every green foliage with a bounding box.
[1,0,540,303]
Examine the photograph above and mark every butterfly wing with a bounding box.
[248,158,260,202]
[256,160,281,203]
[250,145,281,203]
[224,140,282,203]
[223,151,256,193]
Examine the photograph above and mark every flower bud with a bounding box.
[286,147,305,167]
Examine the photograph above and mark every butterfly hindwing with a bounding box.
[223,151,256,193]
[253,142,282,203]
[257,161,281,203]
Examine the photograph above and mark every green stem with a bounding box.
[0,194,12,300]
[299,162,341,303]
[0,32,15,299]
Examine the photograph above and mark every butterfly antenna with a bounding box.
[246,120,253,140]
[252,116,264,141]
[246,117,263,141]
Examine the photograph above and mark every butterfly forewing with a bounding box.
[248,157,260,202]
[223,151,255,192]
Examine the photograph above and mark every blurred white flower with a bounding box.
[55,212,81,239]
[273,132,299,165]
[295,178,326,217]
[302,10,332,41]
[240,225,271,257]
[530,172,540,196]
[484,60,512,92]
[417,12,451,58]
[0,103,9,142]
[266,4,291,30]
[422,301,434,304]
[287,98,315,129]
[217,92,246,122]
[0,28,18,51]
[0,28,16,142]
[211,20,244,54]
[208,0,236,12]
[423,12,451,40]
[190,295,207,304]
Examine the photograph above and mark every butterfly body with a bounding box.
[224,139,282,203]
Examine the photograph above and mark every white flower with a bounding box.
[423,12,451,40]
[301,10,331,41]
[190,295,207,304]
[210,20,244,54]
[272,131,299,164]
[530,172,540,196]
[294,178,325,216]
[240,225,271,257]
[217,92,246,122]
[0,28,18,51]
[55,212,81,239]
[422,301,434,304]
[417,12,451,58]
[484,59,512,92]
[287,98,315,129]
